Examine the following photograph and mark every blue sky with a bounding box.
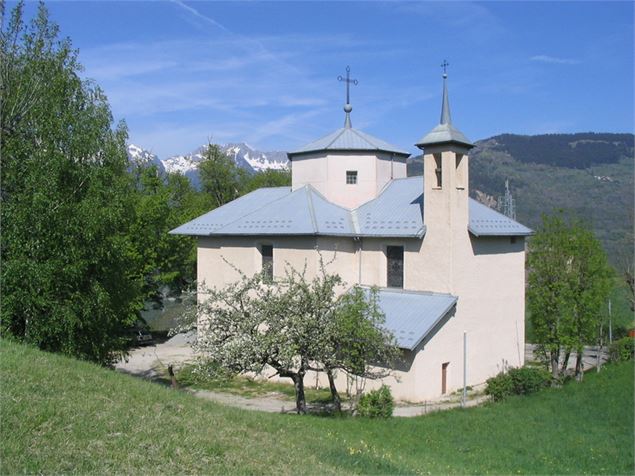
[13,1,634,158]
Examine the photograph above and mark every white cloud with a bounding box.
[530,55,580,65]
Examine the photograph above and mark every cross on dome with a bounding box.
[338,65,358,128]
[441,59,449,77]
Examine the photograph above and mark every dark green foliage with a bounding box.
[128,165,204,297]
[528,213,614,378]
[198,143,249,210]
[0,2,141,363]
[356,385,394,418]
[488,133,633,169]
[484,371,514,402]
[609,337,634,363]
[242,168,291,193]
[485,367,552,401]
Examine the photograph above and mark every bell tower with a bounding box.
[415,63,474,292]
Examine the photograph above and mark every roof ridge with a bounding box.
[305,186,318,234]
[324,128,347,149]
[358,285,457,298]
[349,127,377,149]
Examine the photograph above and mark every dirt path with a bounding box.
[116,335,488,416]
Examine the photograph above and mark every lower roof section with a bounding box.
[364,287,458,351]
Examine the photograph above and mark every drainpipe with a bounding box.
[354,237,362,285]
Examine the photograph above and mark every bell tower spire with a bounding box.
[415,63,473,293]
[440,61,451,125]
[416,62,472,149]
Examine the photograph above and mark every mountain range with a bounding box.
[127,142,288,187]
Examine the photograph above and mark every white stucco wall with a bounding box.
[291,151,407,209]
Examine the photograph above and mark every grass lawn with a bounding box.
[1,339,633,474]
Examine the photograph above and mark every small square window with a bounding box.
[346,170,357,184]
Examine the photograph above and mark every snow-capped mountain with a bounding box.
[127,142,289,189]
[223,143,288,172]
[127,144,165,173]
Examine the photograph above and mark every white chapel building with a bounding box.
[172,71,532,401]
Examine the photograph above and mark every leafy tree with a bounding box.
[127,165,204,300]
[198,143,248,210]
[176,263,397,414]
[1,2,142,363]
[242,168,290,193]
[528,214,613,380]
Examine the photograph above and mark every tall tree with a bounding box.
[528,214,613,380]
[198,143,248,210]
[1,2,142,364]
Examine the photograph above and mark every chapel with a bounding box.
[172,67,532,401]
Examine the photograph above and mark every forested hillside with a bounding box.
[408,133,634,265]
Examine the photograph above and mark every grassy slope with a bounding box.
[1,339,633,475]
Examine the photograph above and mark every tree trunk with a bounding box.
[560,351,570,373]
[550,349,560,379]
[574,351,584,381]
[292,374,306,414]
[326,368,341,413]
[167,365,179,389]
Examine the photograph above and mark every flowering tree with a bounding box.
[176,262,398,414]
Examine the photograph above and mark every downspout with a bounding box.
[355,237,362,285]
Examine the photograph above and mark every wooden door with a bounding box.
[441,362,449,394]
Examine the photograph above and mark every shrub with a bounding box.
[509,367,552,395]
[357,385,394,417]
[486,366,551,401]
[609,337,634,363]
[485,372,514,402]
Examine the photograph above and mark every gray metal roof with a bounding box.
[363,287,458,350]
[288,127,410,158]
[353,178,425,237]
[416,74,474,149]
[170,177,532,238]
[468,200,533,236]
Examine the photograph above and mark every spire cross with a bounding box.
[337,65,358,105]
[441,59,449,76]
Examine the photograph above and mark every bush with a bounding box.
[485,372,514,402]
[609,337,634,362]
[486,366,551,401]
[356,385,394,417]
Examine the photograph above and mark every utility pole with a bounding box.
[462,331,467,408]
[608,299,613,344]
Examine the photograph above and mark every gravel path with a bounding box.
[115,335,489,416]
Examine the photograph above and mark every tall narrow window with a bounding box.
[346,170,358,184]
[386,246,404,288]
[261,244,273,280]
[455,153,465,189]
[433,154,442,188]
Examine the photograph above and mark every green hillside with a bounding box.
[408,133,634,266]
[1,339,633,474]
